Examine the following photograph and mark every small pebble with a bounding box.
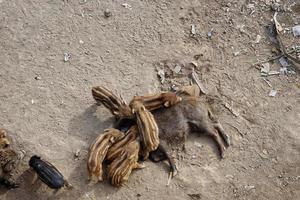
[74,149,80,158]
[64,53,71,62]
[269,90,277,97]
[104,9,112,18]
[34,75,41,80]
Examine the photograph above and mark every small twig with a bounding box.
[262,77,272,88]
[223,102,239,117]
[252,50,295,66]
[190,68,208,94]
[227,124,244,137]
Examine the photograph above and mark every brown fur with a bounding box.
[152,95,230,158]
[130,92,182,111]
[130,100,159,160]
[107,140,143,187]
[0,129,19,188]
[87,128,124,182]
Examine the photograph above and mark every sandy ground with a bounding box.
[0,0,299,199]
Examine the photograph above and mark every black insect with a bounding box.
[29,155,72,190]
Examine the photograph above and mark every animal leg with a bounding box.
[64,179,73,190]
[207,110,230,147]
[132,162,146,169]
[149,144,177,178]
[213,122,230,146]
[205,128,226,159]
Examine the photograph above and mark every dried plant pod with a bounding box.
[87,128,124,182]
[130,101,159,159]
[130,92,182,111]
[92,86,133,119]
[106,125,138,162]
[108,140,144,187]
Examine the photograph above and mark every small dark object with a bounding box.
[104,9,112,18]
[29,155,71,190]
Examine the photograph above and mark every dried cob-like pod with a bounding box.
[130,101,159,160]
[107,140,144,187]
[92,86,133,119]
[130,92,181,111]
[87,128,124,182]
[106,125,138,162]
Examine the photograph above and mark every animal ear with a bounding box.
[164,101,170,107]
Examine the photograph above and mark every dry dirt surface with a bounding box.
[0,0,300,200]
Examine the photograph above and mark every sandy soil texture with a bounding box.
[0,0,299,199]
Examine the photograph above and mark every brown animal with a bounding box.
[0,128,20,188]
[107,140,144,187]
[106,125,138,162]
[152,94,230,158]
[130,100,159,160]
[87,128,124,182]
[92,85,230,183]
[92,86,132,119]
[129,92,182,111]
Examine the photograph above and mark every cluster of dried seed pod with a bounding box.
[88,86,182,187]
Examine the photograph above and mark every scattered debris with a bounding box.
[79,40,84,44]
[171,85,179,91]
[228,124,244,137]
[63,53,71,62]
[34,75,41,80]
[278,57,289,68]
[194,142,203,149]
[31,99,35,104]
[233,51,240,56]
[188,193,201,200]
[190,68,207,94]
[237,24,245,33]
[157,69,165,84]
[260,63,270,76]
[269,89,277,97]
[18,150,26,160]
[122,3,132,9]
[74,149,80,159]
[254,35,261,44]
[173,65,182,74]
[104,9,112,18]
[262,149,268,155]
[191,24,196,35]
[244,185,255,191]
[273,12,283,33]
[224,102,239,117]
[262,77,272,88]
[292,25,300,37]
[207,29,213,38]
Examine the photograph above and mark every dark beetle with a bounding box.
[29,155,72,190]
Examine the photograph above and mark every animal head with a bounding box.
[0,129,10,149]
